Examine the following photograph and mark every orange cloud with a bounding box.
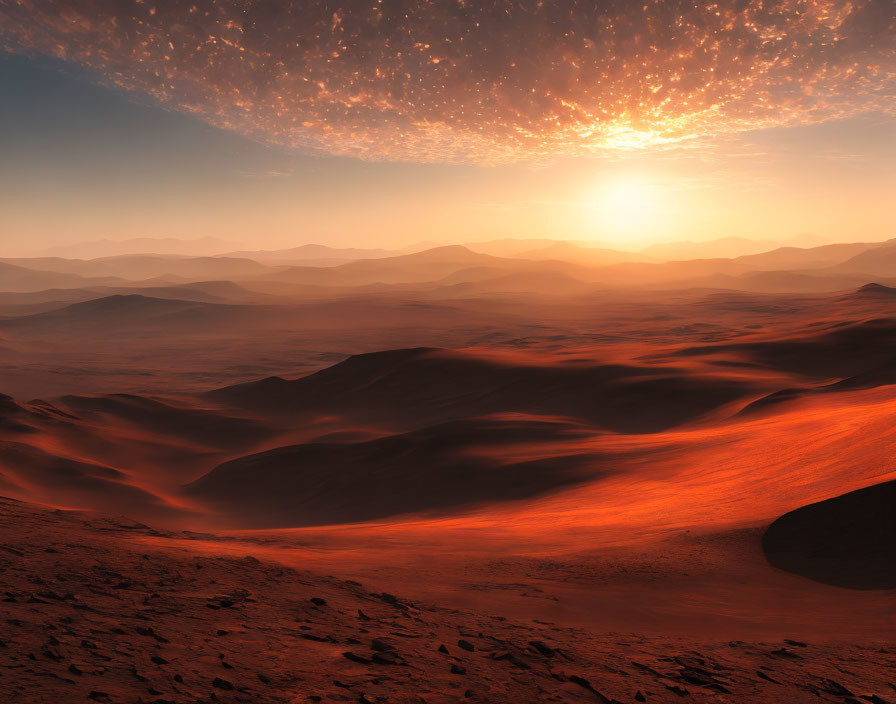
[2,0,894,163]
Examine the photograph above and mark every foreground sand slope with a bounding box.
[1,496,893,704]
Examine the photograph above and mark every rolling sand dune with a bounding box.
[1,258,894,703]
[0,440,178,519]
[673,317,896,380]
[188,416,601,527]
[57,393,275,451]
[763,480,896,590]
[842,282,896,300]
[4,0,895,691]
[208,347,750,433]
[0,295,299,337]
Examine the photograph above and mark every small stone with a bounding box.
[528,640,555,657]
[342,651,371,664]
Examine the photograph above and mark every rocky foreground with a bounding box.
[0,497,893,704]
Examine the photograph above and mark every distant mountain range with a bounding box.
[2,236,894,297]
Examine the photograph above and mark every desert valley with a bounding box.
[0,238,894,702]
[2,1,895,701]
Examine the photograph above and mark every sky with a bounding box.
[1,1,894,255]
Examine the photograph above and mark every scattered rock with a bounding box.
[342,651,371,664]
[821,679,855,697]
[371,638,395,652]
[528,640,555,657]
[770,648,802,659]
[212,677,234,690]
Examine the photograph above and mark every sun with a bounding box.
[586,177,662,245]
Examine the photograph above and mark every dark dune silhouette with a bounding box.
[675,317,896,380]
[763,480,896,589]
[58,393,275,450]
[0,282,281,314]
[842,282,896,299]
[188,416,600,527]
[0,440,177,517]
[0,295,218,333]
[0,294,293,336]
[95,280,271,303]
[736,387,809,416]
[208,347,750,433]
[0,393,42,433]
[0,393,81,433]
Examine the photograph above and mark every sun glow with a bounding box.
[586,177,663,244]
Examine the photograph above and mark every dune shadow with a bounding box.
[762,480,896,589]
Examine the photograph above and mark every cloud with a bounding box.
[3,0,894,163]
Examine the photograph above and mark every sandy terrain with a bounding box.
[1,497,893,703]
[0,243,894,702]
